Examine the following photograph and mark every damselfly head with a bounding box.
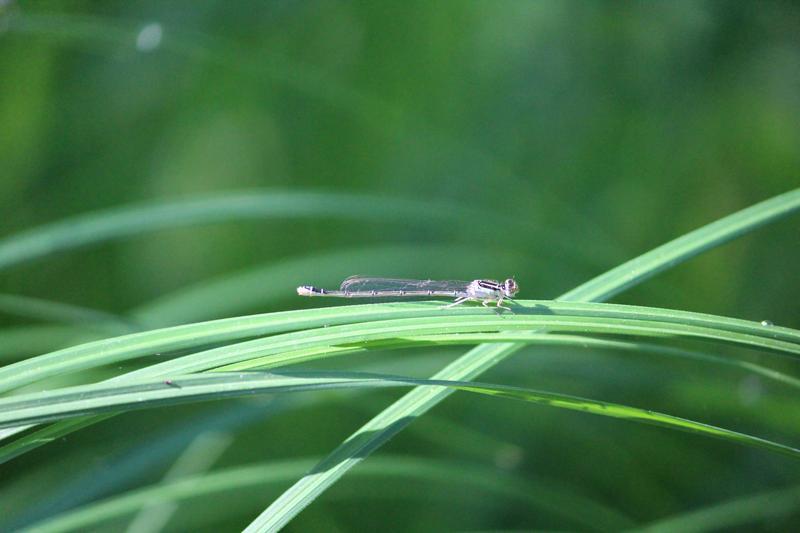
[502,278,518,297]
[297,286,318,296]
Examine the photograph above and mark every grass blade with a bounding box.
[0,294,136,333]
[3,300,797,396]
[1,300,797,461]
[1,371,796,458]
[15,455,633,533]
[0,326,104,362]
[118,312,800,380]
[559,190,800,303]
[5,321,799,465]
[219,332,800,389]
[634,484,800,533]
[0,190,499,271]
[7,300,800,391]
[252,188,800,532]
[0,303,460,395]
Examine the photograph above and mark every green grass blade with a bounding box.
[252,188,800,532]
[1,300,797,459]
[0,294,136,333]
[220,332,800,389]
[117,313,800,381]
[1,371,796,457]
[0,303,458,395]
[15,456,633,533]
[121,432,233,533]
[3,300,797,396]
[0,190,494,271]
[6,11,624,270]
[634,484,800,533]
[5,324,798,466]
[0,326,104,362]
[559,188,800,302]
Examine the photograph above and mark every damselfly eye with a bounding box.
[503,278,518,296]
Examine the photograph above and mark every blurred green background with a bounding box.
[1,1,799,531]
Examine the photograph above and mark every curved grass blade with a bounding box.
[15,455,632,533]
[123,431,233,533]
[5,366,489,531]
[0,190,501,271]
[116,314,800,381]
[196,317,800,383]
[0,303,461,395]
[3,300,798,396]
[0,325,104,362]
[559,190,800,303]
[254,188,800,532]
[6,12,625,267]
[219,332,800,390]
[2,315,799,465]
[0,294,137,333]
[0,371,797,459]
[634,484,800,533]
[2,399,280,531]
[1,301,798,458]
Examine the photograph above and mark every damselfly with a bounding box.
[297,276,519,310]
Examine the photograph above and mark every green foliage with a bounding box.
[2,2,800,532]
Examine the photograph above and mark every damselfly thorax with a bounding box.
[297,276,518,310]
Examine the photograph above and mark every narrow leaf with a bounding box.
[252,188,800,532]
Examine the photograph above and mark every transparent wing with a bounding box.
[339,276,471,293]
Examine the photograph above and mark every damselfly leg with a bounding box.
[443,296,472,308]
